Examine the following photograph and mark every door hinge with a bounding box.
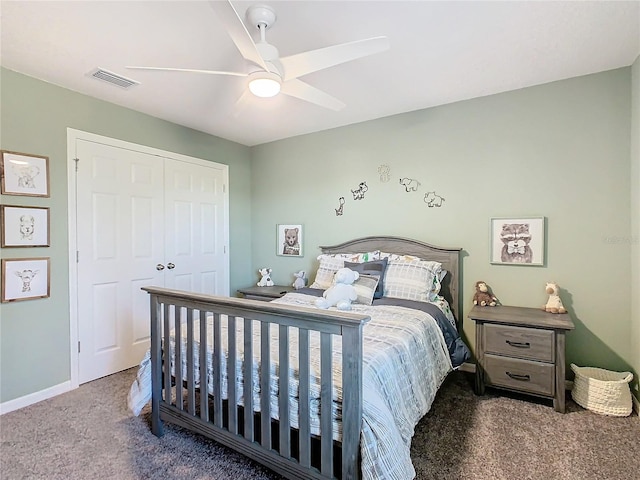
[224,245,227,254]
[78,341,81,353]
[76,251,79,263]
[223,184,226,193]
[74,157,79,172]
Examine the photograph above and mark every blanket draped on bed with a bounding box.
[128,292,467,480]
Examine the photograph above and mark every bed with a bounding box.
[128,236,470,480]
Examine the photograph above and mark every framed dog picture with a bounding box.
[277,224,303,257]
[490,216,545,266]
[0,150,50,197]
[1,257,51,303]
[1,205,50,247]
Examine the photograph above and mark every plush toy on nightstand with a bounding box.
[315,267,359,311]
[257,268,274,287]
[473,280,499,307]
[292,270,307,290]
[543,282,567,314]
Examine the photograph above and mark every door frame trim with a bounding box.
[67,128,230,388]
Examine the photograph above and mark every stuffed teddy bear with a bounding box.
[292,270,307,290]
[473,280,498,307]
[543,282,567,314]
[315,267,359,311]
[257,268,274,287]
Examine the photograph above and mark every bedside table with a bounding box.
[469,305,574,413]
[237,285,294,301]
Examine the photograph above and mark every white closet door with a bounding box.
[163,158,227,295]
[76,140,164,384]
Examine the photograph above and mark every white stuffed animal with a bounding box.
[292,270,307,290]
[543,282,567,314]
[257,268,274,287]
[315,268,359,311]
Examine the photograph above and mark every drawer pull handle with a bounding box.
[506,372,531,381]
[506,340,530,348]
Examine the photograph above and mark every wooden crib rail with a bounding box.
[142,286,371,480]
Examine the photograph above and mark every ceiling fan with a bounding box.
[126,1,389,110]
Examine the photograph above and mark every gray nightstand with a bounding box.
[237,285,294,301]
[469,305,574,413]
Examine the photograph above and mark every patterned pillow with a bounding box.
[309,251,381,289]
[352,274,379,306]
[382,257,443,302]
[343,258,388,298]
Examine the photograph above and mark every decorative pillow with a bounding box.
[309,251,381,289]
[351,274,380,306]
[382,258,443,302]
[343,258,388,298]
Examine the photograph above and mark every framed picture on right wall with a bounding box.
[490,216,545,266]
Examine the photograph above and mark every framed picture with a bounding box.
[1,257,51,302]
[490,216,545,266]
[1,205,50,247]
[0,150,50,197]
[277,224,303,257]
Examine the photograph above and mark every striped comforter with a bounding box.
[128,292,453,480]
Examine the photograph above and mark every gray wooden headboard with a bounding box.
[319,236,462,326]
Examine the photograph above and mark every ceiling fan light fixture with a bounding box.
[248,71,281,98]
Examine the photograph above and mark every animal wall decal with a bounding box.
[378,165,391,182]
[335,196,345,216]
[351,181,368,200]
[423,191,445,207]
[399,177,421,192]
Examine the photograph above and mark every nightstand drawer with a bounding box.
[483,323,554,362]
[484,354,554,396]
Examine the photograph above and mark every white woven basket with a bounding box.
[570,364,633,417]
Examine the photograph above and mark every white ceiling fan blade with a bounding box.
[126,66,247,77]
[280,36,389,81]
[208,0,269,71]
[280,79,345,111]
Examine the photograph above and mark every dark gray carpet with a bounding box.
[1,369,638,479]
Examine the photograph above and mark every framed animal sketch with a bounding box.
[490,217,545,266]
[277,224,303,257]
[1,257,51,302]
[1,205,50,247]
[0,150,50,197]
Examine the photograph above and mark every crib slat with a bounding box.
[243,318,254,442]
[320,332,333,476]
[186,308,196,415]
[163,303,171,405]
[279,325,291,458]
[298,328,311,468]
[342,325,363,480]
[150,294,164,436]
[260,321,271,449]
[228,315,238,435]
[199,310,209,422]
[213,313,223,427]
[175,307,184,410]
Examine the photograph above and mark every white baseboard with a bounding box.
[458,362,476,373]
[0,381,73,415]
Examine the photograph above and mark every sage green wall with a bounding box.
[0,68,253,403]
[251,68,636,387]
[631,55,640,402]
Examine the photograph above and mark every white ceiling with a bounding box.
[2,1,639,147]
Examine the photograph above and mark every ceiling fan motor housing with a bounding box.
[246,4,277,30]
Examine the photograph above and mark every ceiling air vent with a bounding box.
[88,68,139,89]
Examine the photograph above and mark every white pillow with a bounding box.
[381,256,443,302]
[352,274,380,306]
[309,251,381,289]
